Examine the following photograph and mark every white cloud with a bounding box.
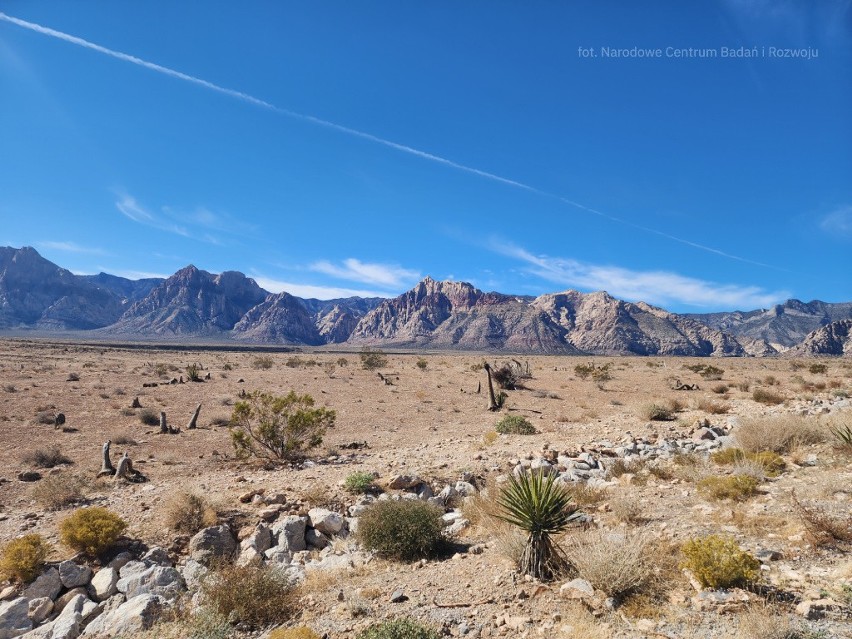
[253,276,389,300]
[819,205,852,236]
[103,268,170,280]
[115,194,191,238]
[494,241,789,310]
[310,258,420,288]
[37,241,106,255]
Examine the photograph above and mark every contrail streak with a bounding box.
[0,11,775,269]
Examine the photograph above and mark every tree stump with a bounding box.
[186,403,202,430]
[97,440,116,477]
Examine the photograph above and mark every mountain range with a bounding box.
[1,246,849,356]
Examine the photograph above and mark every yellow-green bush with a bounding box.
[495,414,535,435]
[269,628,321,639]
[0,534,51,583]
[697,475,759,501]
[680,534,760,589]
[710,448,785,477]
[60,507,127,556]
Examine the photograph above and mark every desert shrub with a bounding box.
[111,434,137,445]
[481,430,499,446]
[792,492,852,546]
[574,362,611,381]
[337,357,349,367]
[495,414,535,435]
[737,381,751,392]
[711,448,785,477]
[0,534,51,583]
[737,605,803,639]
[809,363,828,375]
[680,534,760,589]
[696,399,730,415]
[700,366,724,380]
[763,375,779,386]
[356,619,440,639]
[230,391,335,461]
[22,446,72,468]
[269,628,321,639]
[344,471,376,494]
[416,358,427,370]
[697,475,759,501]
[165,491,217,534]
[186,364,202,382]
[35,411,56,425]
[566,530,651,599]
[253,356,274,370]
[60,507,127,556]
[752,388,784,405]
[138,408,160,426]
[638,403,674,421]
[202,563,296,630]
[492,363,522,390]
[711,384,728,394]
[496,470,581,580]
[735,415,824,454]
[31,475,85,510]
[359,347,388,370]
[357,500,444,561]
[66,372,80,382]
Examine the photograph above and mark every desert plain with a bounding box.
[0,338,850,638]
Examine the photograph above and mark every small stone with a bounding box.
[27,597,54,624]
[388,474,421,490]
[308,508,344,536]
[88,567,119,602]
[389,589,408,603]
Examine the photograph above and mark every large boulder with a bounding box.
[0,597,32,638]
[81,594,162,636]
[116,565,185,601]
[22,593,99,639]
[23,569,61,601]
[187,526,236,565]
[87,568,118,603]
[271,516,307,552]
[58,563,92,590]
[307,508,344,536]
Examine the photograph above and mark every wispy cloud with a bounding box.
[310,258,420,289]
[252,276,388,300]
[494,241,789,310]
[37,240,106,255]
[114,193,229,243]
[0,11,774,268]
[819,205,852,237]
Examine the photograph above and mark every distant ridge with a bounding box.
[1,246,849,356]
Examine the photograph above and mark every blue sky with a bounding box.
[1,1,850,311]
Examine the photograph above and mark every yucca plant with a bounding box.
[495,470,582,580]
[829,422,852,450]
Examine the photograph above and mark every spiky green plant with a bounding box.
[829,422,852,450]
[495,470,582,580]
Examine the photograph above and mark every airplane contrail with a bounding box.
[0,11,775,269]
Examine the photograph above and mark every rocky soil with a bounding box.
[0,340,850,638]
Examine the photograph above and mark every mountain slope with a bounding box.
[790,320,852,356]
[0,246,126,330]
[348,278,743,355]
[104,265,268,336]
[686,300,852,350]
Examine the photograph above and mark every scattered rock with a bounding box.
[308,508,344,536]
[0,597,32,639]
[389,589,408,603]
[26,598,53,625]
[23,568,62,601]
[81,594,163,636]
[188,525,236,565]
[271,516,308,553]
[88,568,119,602]
[58,562,92,590]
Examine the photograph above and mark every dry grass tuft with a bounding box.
[203,563,297,630]
[164,491,218,534]
[792,492,852,546]
[22,446,72,468]
[752,388,785,405]
[737,604,803,639]
[564,529,653,600]
[735,415,825,454]
[31,474,85,510]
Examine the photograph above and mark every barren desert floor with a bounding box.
[0,339,850,638]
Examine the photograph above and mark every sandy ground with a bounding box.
[0,339,850,638]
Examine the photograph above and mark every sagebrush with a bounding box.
[680,534,759,589]
[0,534,51,583]
[357,499,444,561]
[60,507,127,556]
